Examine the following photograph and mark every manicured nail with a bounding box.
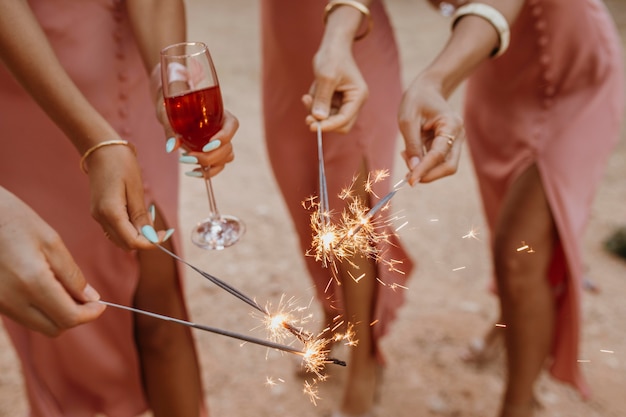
[162,228,175,242]
[165,137,177,153]
[409,156,420,169]
[83,284,101,301]
[202,139,221,152]
[179,155,198,164]
[148,204,156,222]
[141,225,159,243]
[185,170,204,178]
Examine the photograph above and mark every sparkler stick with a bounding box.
[100,300,302,354]
[154,243,266,314]
[316,123,330,223]
[100,301,346,366]
[151,242,326,345]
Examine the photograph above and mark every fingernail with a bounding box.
[184,170,204,178]
[179,155,198,164]
[409,156,420,169]
[313,106,327,118]
[162,228,175,242]
[148,204,156,222]
[165,137,177,153]
[202,139,221,152]
[83,284,101,301]
[141,225,159,243]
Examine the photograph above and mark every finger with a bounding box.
[310,77,338,121]
[208,110,239,145]
[409,134,460,183]
[43,235,99,303]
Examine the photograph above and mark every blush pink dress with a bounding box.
[261,0,415,360]
[463,0,624,396]
[0,0,184,416]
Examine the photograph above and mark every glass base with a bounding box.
[191,215,245,250]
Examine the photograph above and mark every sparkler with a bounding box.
[100,300,302,355]
[143,241,347,373]
[310,124,408,274]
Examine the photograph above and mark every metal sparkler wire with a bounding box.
[150,242,328,347]
[154,243,265,313]
[316,123,330,227]
[101,301,296,354]
[100,301,347,366]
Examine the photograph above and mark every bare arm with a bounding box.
[399,0,525,184]
[0,0,162,249]
[304,1,374,133]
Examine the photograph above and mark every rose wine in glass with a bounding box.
[161,41,245,250]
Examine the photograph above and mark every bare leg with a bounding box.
[493,165,556,417]
[336,164,379,417]
[134,208,205,417]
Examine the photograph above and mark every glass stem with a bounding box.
[203,166,220,221]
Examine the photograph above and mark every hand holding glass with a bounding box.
[161,41,244,250]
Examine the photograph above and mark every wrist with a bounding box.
[323,1,373,42]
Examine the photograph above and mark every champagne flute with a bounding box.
[161,41,245,250]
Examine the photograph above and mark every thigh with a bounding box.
[493,164,557,268]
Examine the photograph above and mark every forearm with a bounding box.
[421,0,524,98]
[125,0,187,73]
[0,0,118,154]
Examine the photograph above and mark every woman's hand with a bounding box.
[84,144,165,250]
[398,74,465,185]
[303,42,368,133]
[0,187,106,337]
[175,109,238,179]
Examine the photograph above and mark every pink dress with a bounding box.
[0,0,182,415]
[464,0,624,396]
[261,0,415,359]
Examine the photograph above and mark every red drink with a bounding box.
[165,85,224,152]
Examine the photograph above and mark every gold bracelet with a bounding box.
[452,3,510,58]
[323,0,373,41]
[80,140,136,174]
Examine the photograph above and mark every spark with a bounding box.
[462,226,480,240]
[452,266,466,271]
[600,350,615,354]
[516,241,534,252]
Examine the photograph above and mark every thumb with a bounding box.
[311,79,338,120]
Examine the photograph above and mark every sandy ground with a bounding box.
[1,1,625,416]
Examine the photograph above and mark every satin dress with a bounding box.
[261,0,415,360]
[0,0,184,415]
[464,0,624,396]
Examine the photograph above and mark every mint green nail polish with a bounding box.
[179,155,198,164]
[185,171,204,178]
[202,139,221,152]
[148,204,156,222]
[165,137,177,153]
[141,225,159,243]
[162,228,175,242]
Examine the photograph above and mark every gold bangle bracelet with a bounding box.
[80,140,136,174]
[323,0,373,41]
[452,3,510,58]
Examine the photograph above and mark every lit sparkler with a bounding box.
[142,241,347,378]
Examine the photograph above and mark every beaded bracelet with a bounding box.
[80,140,136,174]
[323,0,373,41]
[452,3,510,58]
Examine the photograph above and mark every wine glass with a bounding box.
[161,41,245,250]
